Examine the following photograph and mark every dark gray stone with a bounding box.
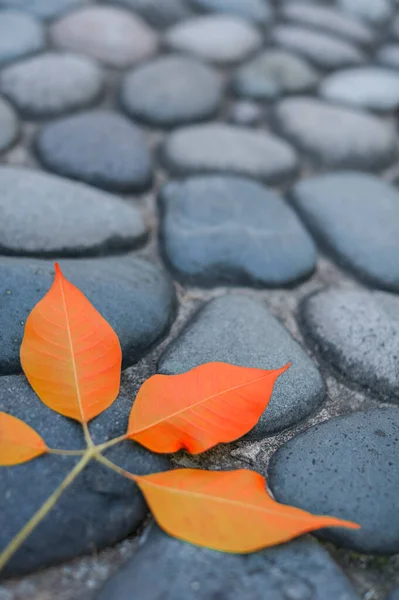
[274,98,396,170]
[0,10,45,66]
[97,524,360,600]
[158,294,325,437]
[159,176,316,287]
[228,100,263,126]
[0,0,87,19]
[120,55,223,128]
[338,0,392,26]
[0,97,18,154]
[290,172,399,289]
[376,45,399,69]
[0,167,147,257]
[102,0,194,28]
[388,586,399,600]
[162,123,298,184]
[268,408,399,554]
[0,376,170,577]
[0,255,176,374]
[36,110,153,192]
[189,0,273,25]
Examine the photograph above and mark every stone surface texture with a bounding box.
[0,97,19,153]
[0,10,45,66]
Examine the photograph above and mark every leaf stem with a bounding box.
[95,454,137,482]
[48,448,86,456]
[96,434,128,453]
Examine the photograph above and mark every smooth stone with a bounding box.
[300,288,399,401]
[272,25,365,70]
[0,255,176,374]
[268,408,399,554]
[161,123,298,184]
[158,295,325,437]
[189,0,273,25]
[0,97,19,154]
[320,67,399,112]
[159,175,316,287]
[0,52,104,118]
[102,0,194,28]
[337,0,392,26]
[164,15,262,65]
[120,55,223,127]
[0,0,88,19]
[228,100,263,126]
[290,172,399,290]
[51,6,158,68]
[233,49,318,100]
[97,524,361,600]
[388,586,399,600]
[0,376,170,576]
[376,44,399,69]
[0,10,45,66]
[274,97,396,170]
[0,166,147,258]
[36,110,153,192]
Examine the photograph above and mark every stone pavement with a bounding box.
[1,0,399,598]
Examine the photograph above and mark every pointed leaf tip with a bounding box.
[0,412,47,466]
[54,262,62,277]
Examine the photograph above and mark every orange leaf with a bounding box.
[127,362,290,454]
[0,412,47,465]
[20,263,122,423]
[133,468,360,553]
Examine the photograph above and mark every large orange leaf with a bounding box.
[20,264,122,423]
[0,412,47,465]
[134,468,360,552]
[127,362,290,454]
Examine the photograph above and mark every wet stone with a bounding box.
[376,44,399,69]
[120,55,223,128]
[159,175,316,287]
[268,408,399,554]
[158,294,325,438]
[0,10,45,66]
[274,97,396,170]
[338,0,392,26]
[0,0,88,20]
[36,110,153,193]
[228,100,263,126]
[0,97,19,154]
[161,123,298,184]
[189,0,273,25]
[0,52,104,119]
[0,255,176,374]
[103,0,194,28]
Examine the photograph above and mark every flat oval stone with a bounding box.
[268,408,399,554]
[120,55,223,127]
[158,294,325,437]
[228,100,263,126]
[0,96,19,153]
[0,376,170,576]
[0,10,45,66]
[164,15,262,65]
[36,110,153,192]
[51,6,158,68]
[338,0,392,25]
[0,52,104,118]
[103,0,194,28]
[0,0,88,20]
[376,44,399,69]
[161,123,298,184]
[274,98,396,169]
[290,172,399,289]
[0,255,176,374]
[189,0,273,25]
[159,175,316,286]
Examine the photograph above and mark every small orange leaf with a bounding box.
[133,468,360,553]
[127,362,290,454]
[20,263,122,423]
[0,412,47,465]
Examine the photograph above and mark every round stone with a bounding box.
[0,10,45,66]
[36,110,153,192]
[164,15,262,65]
[376,44,399,69]
[274,97,396,170]
[228,100,263,126]
[0,96,19,153]
[0,52,104,118]
[233,49,318,100]
[161,123,298,184]
[268,408,399,554]
[102,0,194,28]
[337,0,392,25]
[159,175,316,287]
[158,294,325,438]
[0,166,147,258]
[51,6,158,68]
[0,0,88,20]
[120,55,223,127]
[189,0,273,25]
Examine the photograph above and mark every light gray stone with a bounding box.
[102,0,193,28]
[0,10,45,66]
[0,96,18,153]
[0,0,88,19]
[376,44,399,69]
[189,0,273,25]
[338,0,392,25]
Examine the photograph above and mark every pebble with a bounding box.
[228,100,263,126]
[0,52,104,118]
[158,294,325,438]
[274,97,396,169]
[103,0,193,28]
[0,10,45,66]
[161,123,298,184]
[376,44,399,69]
[159,175,316,286]
[51,6,158,68]
[189,0,273,25]
[0,0,87,19]
[120,55,223,128]
[164,15,262,65]
[36,110,153,193]
[97,524,361,600]
[388,587,399,600]
[268,408,399,554]
[0,97,19,154]
[233,49,318,101]
[338,0,392,26]
[290,172,399,289]
[0,255,176,374]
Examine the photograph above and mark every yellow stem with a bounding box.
[95,454,137,482]
[48,448,86,456]
[95,434,128,453]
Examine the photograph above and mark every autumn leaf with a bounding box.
[127,362,290,454]
[133,468,360,553]
[0,412,47,466]
[20,263,122,423]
